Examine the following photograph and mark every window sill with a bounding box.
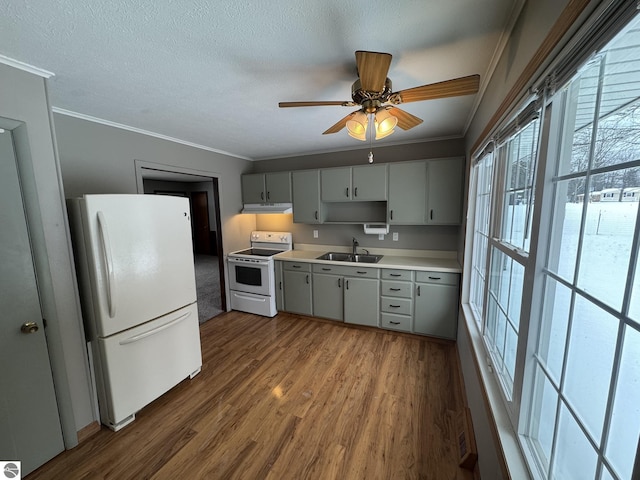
[460,303,534,479]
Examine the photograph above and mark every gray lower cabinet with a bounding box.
[414,271,460,339]
[312,273,343,321]
[344,277,379,327]
[283,263,312,315]
[380,269,414,332]
[275,260,284,311]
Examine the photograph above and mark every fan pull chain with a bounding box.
[368,113,374,163]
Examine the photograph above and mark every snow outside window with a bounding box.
[525,17,640,480]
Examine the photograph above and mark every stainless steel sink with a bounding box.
[316,252,383,263]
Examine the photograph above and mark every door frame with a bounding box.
[1,117,79,447]
[134,160,227,311]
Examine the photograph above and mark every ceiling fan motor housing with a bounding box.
[351,78,393,109]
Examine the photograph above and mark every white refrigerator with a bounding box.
[67,194,202,431]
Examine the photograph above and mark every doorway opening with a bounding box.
[135,163,226,323]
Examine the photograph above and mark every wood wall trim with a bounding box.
[470,0,592,154]
[76,421,101,444]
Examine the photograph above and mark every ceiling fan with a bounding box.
[279,51,480,140]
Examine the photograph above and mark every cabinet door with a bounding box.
[312,273,343,321]
[414,283,458,339]
[292,170,322,224]
[265,172,292,203]
[352,164,387,201]
[283,270,313,315]
[321,167,351,201]
[426,157,464,225]
[241,174,265,203]
[275,261,284,311]
[344,277,379,327]
[388,161,427,224]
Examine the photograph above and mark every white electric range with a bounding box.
[227,231,292,317]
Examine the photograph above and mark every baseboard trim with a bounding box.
[77,421,101,443]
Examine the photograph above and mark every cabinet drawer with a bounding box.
[381,269,414,281]
[380,281,412,298]
[415,271,459,286]
[312,263,379,278]
[380,297,412,316]
[380,312,412,333]
[283,262,312,272]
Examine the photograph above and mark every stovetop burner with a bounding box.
[232,248,283,257]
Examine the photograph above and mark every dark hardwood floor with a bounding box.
[28,311,470,479]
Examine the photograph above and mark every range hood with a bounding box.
[241,203,293,214]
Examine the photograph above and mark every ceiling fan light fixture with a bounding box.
[346,111,368,141]
[374,109,398,139]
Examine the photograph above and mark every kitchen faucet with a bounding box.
[352,237,359,255]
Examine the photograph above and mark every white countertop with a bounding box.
[274,248,461,273]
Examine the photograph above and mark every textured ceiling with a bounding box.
[1,0,518,160]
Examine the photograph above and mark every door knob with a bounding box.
[21,322,39,334]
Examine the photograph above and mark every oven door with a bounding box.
[227,257,273,296]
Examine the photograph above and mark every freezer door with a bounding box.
[80,194,197,337]
[94,303,202,430]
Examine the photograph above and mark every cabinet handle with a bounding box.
[390,210,393,220]
[428,276,441,280]
[306,275,309,284]
[357,271,367,274]
[390,274,402,277]
[346,280,349,290]
[354,187,358,197]
[346,187,349,198]
[322,267,332,271]
[389,304,401,308]
[390,321,401,325]
[430,209,434,220]
[279,281,282,290]
[261,191,264,201]
[417,286,421,296]
[267,191,271,200]
[314,210,318,220]
[338,278,341,288]
[292,265,301,268]
[389,288,401,291]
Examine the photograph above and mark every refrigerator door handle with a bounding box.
[97,211,116,318]
[119,311,192,345]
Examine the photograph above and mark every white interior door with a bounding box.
[0,130,64,475]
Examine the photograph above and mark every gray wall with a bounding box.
[254,138,465,251]
[0,63,93,445]
[54,113,255,255]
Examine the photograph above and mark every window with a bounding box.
[464,8,640,480]
[524,18,640,479]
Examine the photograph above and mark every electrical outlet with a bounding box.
[378,233,384,240]
[313,230,318,238]
[393,232,399,241]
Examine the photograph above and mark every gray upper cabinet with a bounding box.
[388,161,427,224]
[321,167,351,201]
[292,170,322,224]
[241,172,292,204]
[426,157,464,224]
[321,165,387,202]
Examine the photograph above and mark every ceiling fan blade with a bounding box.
[388,107,423,130]
[355,51,392,92]
[393,74,480,104]
[323,112,358,135]
[279,101,355,108]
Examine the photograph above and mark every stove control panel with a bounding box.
[251,231,292,245]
